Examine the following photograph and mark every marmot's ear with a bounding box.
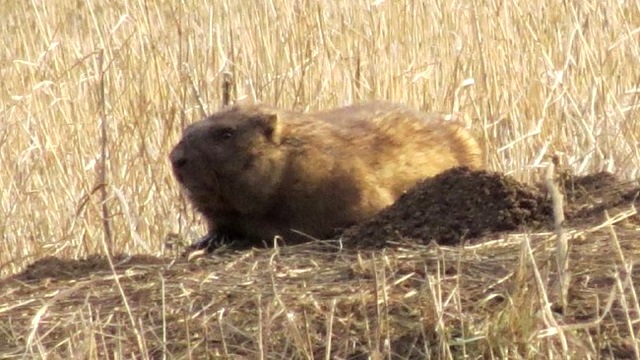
[262,112,281,144]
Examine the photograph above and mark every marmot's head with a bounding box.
[169,104,285,208]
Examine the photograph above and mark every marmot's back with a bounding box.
[310,101,483,198]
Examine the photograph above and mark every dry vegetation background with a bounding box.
[1,0,640,358]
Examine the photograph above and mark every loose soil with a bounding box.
[343,167,552,248]
[342,167,640,248]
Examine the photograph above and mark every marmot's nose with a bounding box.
[169,148,187,169]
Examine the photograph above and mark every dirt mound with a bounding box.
[342,167,553,248]
[342,167,640,249]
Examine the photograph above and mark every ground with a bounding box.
[1,168,639,358]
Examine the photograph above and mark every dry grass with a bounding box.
[1,0,640,358]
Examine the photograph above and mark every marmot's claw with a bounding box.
[185,233,232,255]
[192,233,215,250]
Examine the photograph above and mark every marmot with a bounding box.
[169,101,483,249]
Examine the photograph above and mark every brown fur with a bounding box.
[169,101,483,245]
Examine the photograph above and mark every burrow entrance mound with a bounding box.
[342,167,639,249]
[342,167,552,248]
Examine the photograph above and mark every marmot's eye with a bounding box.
[213,128,234,140]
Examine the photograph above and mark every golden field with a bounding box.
[1,0,639,358]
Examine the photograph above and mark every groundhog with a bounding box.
[169,101,483,249]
